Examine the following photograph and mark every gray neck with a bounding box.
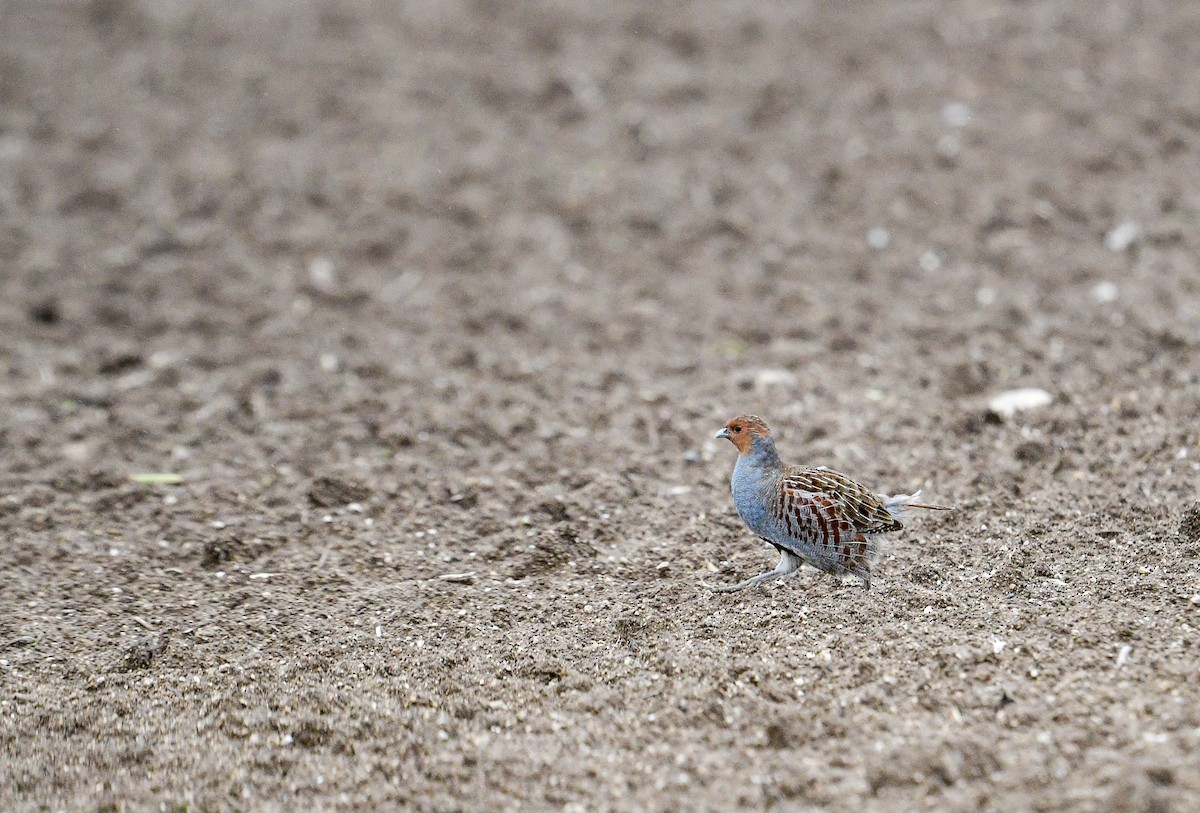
[739,436,781,470]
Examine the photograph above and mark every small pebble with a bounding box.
[866,227,891,250]
[1104,221,1139,252]
[1091,281,1118,303]
[988,388,1053,418]
[753,368,797,390]
[942,102,972,127]
[308,257,335,289]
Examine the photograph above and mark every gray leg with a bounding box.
[711,550,802,593]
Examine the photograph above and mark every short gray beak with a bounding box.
[714,427,730,440]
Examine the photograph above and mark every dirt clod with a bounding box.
[112,634,169,673]
[307,476,372,508]
[1180,504,1200,543]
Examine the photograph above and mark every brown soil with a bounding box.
[3,1,1200,811]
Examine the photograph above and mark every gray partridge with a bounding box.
[713,415,949,592]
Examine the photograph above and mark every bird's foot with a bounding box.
[709,570,782,593]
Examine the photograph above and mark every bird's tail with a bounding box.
[882,490,952,520]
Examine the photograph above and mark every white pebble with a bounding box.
[1091,281,1118,303]
[1104,221,1139,252]
[942,102,972,127]
[976,287,996,306]
[308,257,335,289]
[753,368,797,391]
[918,250,941,272]
[62,441,93,462]
[866,227,891,250]
[148,350,176,369]
[988,388,1053,418]
[1116,645,1132,668]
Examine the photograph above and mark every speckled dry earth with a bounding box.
[2,1,1200,811]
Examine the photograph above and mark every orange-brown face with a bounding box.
[715,415,771,454]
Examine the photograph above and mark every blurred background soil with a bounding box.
[2,1,1199,810]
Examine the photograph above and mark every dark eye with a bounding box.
[732,426,742,433]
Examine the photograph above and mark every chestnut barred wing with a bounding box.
[781,468,902,534]
[775,469,898,583]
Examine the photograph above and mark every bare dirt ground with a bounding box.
[3,1,1200,810]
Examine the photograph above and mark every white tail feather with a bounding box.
[882,490,952,520]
